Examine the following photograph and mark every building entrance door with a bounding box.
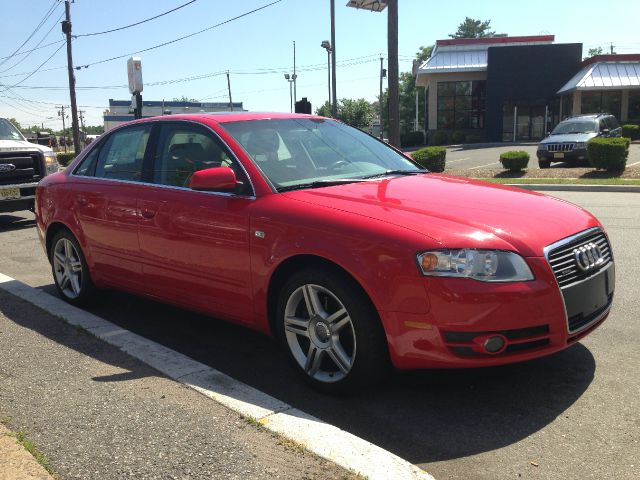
[502,101,551,141]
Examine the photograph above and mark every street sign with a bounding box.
[127,57,143,94]
[345,0,387,12]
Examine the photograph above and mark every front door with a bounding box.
[136,122,255,324]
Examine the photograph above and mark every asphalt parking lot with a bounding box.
[445,142,640,170]
[1,189,639,480]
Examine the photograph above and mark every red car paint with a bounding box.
[35,113,613,370]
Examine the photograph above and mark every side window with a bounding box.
[74,146,100,176]
[94,125,151,181]
[606,116,620,131]
[598,119,607,132]
[153,124,252,195]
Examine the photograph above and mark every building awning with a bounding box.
[419,50,488,74]
[557,57,640,94]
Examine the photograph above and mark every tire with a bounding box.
[276,267,389,394]
[538,160,551,169]
[50,229,97,306]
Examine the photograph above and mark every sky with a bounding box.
[1,0,638,129]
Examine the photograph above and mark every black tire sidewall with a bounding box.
[276,267,389,394]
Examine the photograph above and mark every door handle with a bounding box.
[77,196,88,206]
[140,208,156,219]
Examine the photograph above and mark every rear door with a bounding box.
[136,121,255,323]
[70,123,152,289]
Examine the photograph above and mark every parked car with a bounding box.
[536,113,622,168]
[35,113,615,393]
[0,117,59,213]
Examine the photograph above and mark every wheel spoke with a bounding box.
[59,273,70,291]
[70,274,81,296]
[70,261,82,273]
[302,285,323,318]
[63,239,72,258]
[327,342,351,374]
[54,251,66,265]
[284,316,309,337]
[304,345,323,376]
[326,307,348,325]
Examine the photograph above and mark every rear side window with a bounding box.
[94,124,151,181]
[605,116,620,130]
[74,146,100,176]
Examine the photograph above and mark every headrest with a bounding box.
[245,129,280,155]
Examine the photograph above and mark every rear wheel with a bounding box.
[276,268,389,394]
[538,159,551,169]
[50,230,96,306]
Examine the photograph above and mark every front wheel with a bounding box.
[538,159,551,169]
[276,268,389,394]
[50,230,96,306]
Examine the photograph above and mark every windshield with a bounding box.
[0,118,25,141]
[220,118,422,191]
[551,120,597,135]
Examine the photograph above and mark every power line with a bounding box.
[0,42,66,92]
[75,0,198,37]
[0,11,65,74]
[0,0,60,68]
[0,40,65,62]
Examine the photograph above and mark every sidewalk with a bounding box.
[0,424,53,480]
[0,290,351,479]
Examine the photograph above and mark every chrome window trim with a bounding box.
[543,227,614,335]
[70,118,257,199]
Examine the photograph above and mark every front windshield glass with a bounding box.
[551,120,597,135]
[220,118,422,191]
[0,118,25,141]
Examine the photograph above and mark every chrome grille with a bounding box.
[546,229,612,288]
[546,143,575,152]
[0,151,42,185]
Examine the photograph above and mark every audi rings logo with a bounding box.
[0,163,16,173]
[573,242,605,272]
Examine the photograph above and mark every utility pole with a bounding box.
[379,56,385,140]
[387,0,400,147]
[293,40,297,107]
[57,105,67,153]
[226,71,233,111]
[79,110,86,147]
[330,0,337,118]
[62,0,80,154]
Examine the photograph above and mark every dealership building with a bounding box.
[416,35,640,142]
[103,99,245,132]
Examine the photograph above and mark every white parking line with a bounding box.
[627,161,640,167]
[0,273,434,480]
[469,162,501,170]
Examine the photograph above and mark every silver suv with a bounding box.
[536,114,622,168]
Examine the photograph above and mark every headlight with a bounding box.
[417,249,534,282]
[538,144,547,151]
[574,142,586,149]
[43,152,59,175]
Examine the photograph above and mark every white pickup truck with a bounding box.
[0,117,59,213]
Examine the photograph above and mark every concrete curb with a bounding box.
[0,273,434,480]
[506,183,640,193]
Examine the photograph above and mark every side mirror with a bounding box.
[189,167,237,192]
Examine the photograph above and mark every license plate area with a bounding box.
[0,187,20,200]
[562,263,615,333]
[553,152,565,159]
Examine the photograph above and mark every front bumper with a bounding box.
[537,148,587,163]
[0,182,38,213]
[382,255,614,370]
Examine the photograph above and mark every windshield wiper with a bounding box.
[362,169,427,179]
[276,178,368,192]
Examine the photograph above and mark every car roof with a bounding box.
[563,113,613,121]
[133,112,328,124]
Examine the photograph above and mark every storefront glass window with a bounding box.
[628,91,640,121]
[437,80,485,130]
[581,91,622,119]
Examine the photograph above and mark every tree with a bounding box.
[172,96,200,102]
[7,118,22,131]
[449,17,495,39]
[415,45,433,64]
[85,125,104,135]
[315,98,375,130]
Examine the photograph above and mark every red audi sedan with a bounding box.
[35,113,615,393]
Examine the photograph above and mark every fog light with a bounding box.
[484,335,506,354]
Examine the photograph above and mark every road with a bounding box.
[1,190,639,480]
[444,143,640,170]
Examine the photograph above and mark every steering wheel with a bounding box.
[329,160,350,171]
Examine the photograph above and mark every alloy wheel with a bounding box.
[52,238,84,300]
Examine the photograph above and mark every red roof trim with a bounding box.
[436,35,554,47]
[581,54,640,68]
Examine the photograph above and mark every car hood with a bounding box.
[0,139,53,154]
[539,133,597,144]
[282,174,598,256]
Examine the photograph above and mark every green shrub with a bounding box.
[431,130,448,146]
[499,151,529,171]
[400,131,424,147]
[587,137,630,172]
[411,146,446,172]
[56,152,76,167]
[451,131,466,144]
[622,124,640,140]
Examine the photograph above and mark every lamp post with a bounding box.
[284,73,297,113]
[321,40,332,110]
